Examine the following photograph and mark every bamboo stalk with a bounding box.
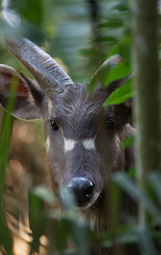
[132,0,160,223]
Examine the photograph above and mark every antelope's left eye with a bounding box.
[51,120,59,131]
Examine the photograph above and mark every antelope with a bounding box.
[0,2,137,254]
[0,37,136,226]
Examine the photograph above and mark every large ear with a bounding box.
[114,98,133,127]
[0,64,45,120]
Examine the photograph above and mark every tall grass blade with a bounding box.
[147,172,161,205]
[0,74,19,254]
[60,187,89,255]
[136,225,157,255]
[112,173,161,224]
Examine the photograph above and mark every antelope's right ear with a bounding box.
[0,64,45,120]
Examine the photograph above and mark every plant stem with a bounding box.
[132,0,160,223]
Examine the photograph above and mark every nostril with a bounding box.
[84,184,93,198]
[67,177,94,207]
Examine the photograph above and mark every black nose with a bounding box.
[67,177,94,207]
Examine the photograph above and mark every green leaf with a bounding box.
[104,78,133,107]
[88,54,123,93]
[99,20,124,28]
[147,172,161,205]
[121,134,135,148]
[59,188,89,255]
[100,36,118,42]
[159,14,161,29]
[0,74,19,255]
[108,37,132,63]
[28,191,48,253]
[112,173,161,224]
[59,187,76,211]
[128,167,136,178]
[108,180,122,239]
[55,219,69,251]
[30,185,56,206]
[158,49,161,60]
[88,64,111,93]
[0,20,45,44]
[0,219,13,255]
[13,0,44,27]
[136,225,157,255]
[105,61,131,85]
[113,0,129,11]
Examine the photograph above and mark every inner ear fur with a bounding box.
[114,99,133,127]
[0,64,45,120]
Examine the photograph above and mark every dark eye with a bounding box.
[107,116,114,129]
[51,120,59,131]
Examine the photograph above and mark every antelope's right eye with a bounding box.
[51,120,59,131]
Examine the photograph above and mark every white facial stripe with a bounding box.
[82,138,95,150]
[115,134,121,151]
[46,136,50,152]
[59,127,76,152]
[64,138,76,152]
[60,126,96,152]
[48,99,53,116]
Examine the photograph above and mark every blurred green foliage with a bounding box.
[0,75,19,255]
[0,0,131,81]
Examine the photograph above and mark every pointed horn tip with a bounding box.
[108,54,122,62]
[103,54,122,67]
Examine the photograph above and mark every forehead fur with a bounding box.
[51,82,109,139]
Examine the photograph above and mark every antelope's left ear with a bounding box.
[0,64,45,120]
[106,78,133,127]
[114,98,133,127]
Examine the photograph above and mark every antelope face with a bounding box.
[43,83,132,209]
